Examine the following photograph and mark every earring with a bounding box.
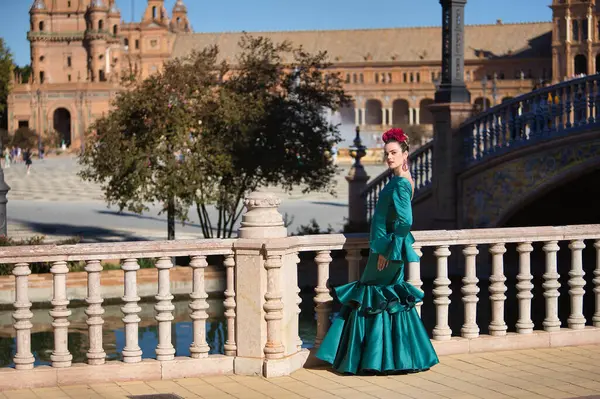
[402,161,408,172]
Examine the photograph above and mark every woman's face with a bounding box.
[384,141,408,170]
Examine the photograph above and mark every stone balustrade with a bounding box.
[0,192,599,391]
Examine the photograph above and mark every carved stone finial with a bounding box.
[239,192,287,238]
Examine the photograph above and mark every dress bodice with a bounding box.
[369,176,419,263]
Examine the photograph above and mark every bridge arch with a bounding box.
[499,165,600,227]
[419,98,435,125]
[473,97,491,114]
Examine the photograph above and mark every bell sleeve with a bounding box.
[369,179,413,260]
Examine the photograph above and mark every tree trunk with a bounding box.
[167,196,175,240]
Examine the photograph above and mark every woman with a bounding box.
[316,128,439,375]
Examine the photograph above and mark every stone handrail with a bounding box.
[461,73,600,168]
[360,141,433,222]
[1,191,600,390]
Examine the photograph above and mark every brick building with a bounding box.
[6,0,596,150]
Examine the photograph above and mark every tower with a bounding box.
[170,0,192,33]
[85,0,110,82]
[550,0,597,82]
[142,0,169,26]
[29,0,49,83]
[106,0,122,81]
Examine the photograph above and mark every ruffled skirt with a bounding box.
[315,256,439,375]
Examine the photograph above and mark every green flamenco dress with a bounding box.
[316,176,439,374]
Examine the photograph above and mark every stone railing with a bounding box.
[361,142,433,222]
[1,192,599,390]
[461,73,600,168]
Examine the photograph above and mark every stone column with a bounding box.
[360,108,366,126]
[429,102,472,229]
[354,108,360,126]
[234,192,306,377]
[409,108,414,125]
[415,108,421,125]
[387,108,393,125]
[381,108,387,125]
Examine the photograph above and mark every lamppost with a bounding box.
[481,75,488,111]
[345,125,369,230]
[492,72,498,106]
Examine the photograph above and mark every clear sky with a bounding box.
[0,0,553,67]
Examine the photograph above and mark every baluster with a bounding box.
[558,87,565,130]
[189,255,210,358]
[595,81,600,124]
[499,109,507,147]
[594,240,600,327]
[314,250,333,348]
[489,243,507,336]
[264,251,285,358]
[461,245,479,338]
[568,240,586,329]
[516,242,534,334]
[85,260,106,365]
[121,258,142,363]
[588,80,596,124]
[418,156,425,189]
[432,246,452,340]
[407,244,423,316]
[475,121,482,159]
[542,241,561,332]
[346,248,361,282]
[50,261,72,368]
[565,86,572,129]
[223,254,237,356]
[12,263,35,370]
[426,149,432,185]
[155,256,175,361]
[293,252,303,351]
[493,114,501,150]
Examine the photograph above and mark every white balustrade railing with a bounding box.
[1,212,600,388]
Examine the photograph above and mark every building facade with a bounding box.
[6,0,596,150]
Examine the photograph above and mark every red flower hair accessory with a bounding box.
[382,128,408,144]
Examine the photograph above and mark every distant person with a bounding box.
[23,149,32,175]
[331,144,338,165]
[2,147,9,168]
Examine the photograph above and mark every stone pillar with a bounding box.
[354,108,360,126]
[387,108,393,125]
[429,102,472,229]
[381,108,387,125]
[360,108,366,126]
[415,108,421,125]
[409,108,414,125]
[234,192,307,377]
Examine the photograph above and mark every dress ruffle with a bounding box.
[334,280,423,315]
[316,280,439,375]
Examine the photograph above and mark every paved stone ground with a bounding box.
[3,156,387,202]
[2,345,600,398]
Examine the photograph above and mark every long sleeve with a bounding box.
[369,178,413,261]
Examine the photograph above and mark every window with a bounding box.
[353,73,357,83]
[359,73,364,83]
[375,73,379,83]
[67,0,71,6]
[345,73,350,83]
[573,19,579,41]
[39,71,45,83]
[403,72,407,83]
[431,71,435,81]
[113,25,118,35]
[18,120,29,129]
[124,38,129,47]
[99,69,105,82]
[98,20,104,30]
[135,39,140,50]
[39,21,44,31]
[67,56,72,67]
[177,17,181,24]
[39,55,44,62]
[68,74,72,82]
[416,72,421,83]
[152,6,157,19]
[582,19,589,41]
[410,73,414,83]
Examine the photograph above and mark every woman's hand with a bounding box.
[377,254,389,271]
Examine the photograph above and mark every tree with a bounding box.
[79,34,350,238]
[0,38,13,130]
[12,127,38,149]
[14,65,32,84]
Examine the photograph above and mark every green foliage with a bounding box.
[293,219,335,236]
[79,34,350,238]
[13,64,32,84]
[43,129,62,148]
[0,38,13,130]
[11,126,38,149]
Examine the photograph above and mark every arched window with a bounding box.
[359,73,364,83]
[345,73,350,83]
[124,38,129,47]
[152,6,157,19]
[113,25,118,35]
[39,21,44,31]
[353,73,357,83]
[98,20,103,30]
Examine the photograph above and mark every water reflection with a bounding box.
[0,294,318,368]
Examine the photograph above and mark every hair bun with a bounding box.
[382,128,408,144]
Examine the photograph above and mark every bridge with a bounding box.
[359,73,600,231]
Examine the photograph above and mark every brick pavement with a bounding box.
[1,345,599,398]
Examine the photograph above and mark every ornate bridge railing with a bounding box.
[461,73,600,168]
[361,142,433,222]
